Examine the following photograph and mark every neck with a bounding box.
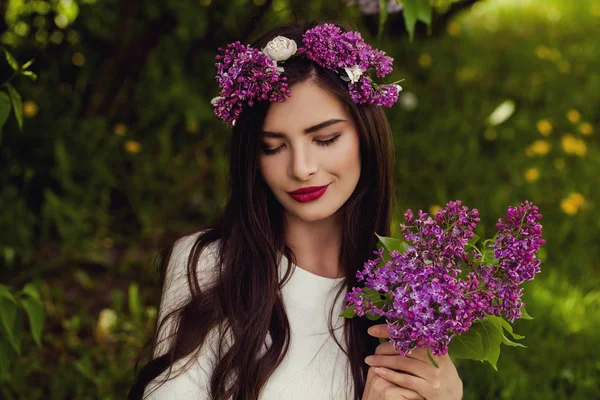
[283,211,345,279]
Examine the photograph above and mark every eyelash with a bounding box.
[261,135,341,156]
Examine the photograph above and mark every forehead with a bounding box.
[262,80,349,133]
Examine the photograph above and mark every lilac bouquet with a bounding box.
[341,200,545,369]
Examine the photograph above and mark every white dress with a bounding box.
[143,232,355,400]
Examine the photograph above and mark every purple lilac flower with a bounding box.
[344,200,544,355]
[485,200,545,322]
[402,200,481,270]
[300,24,398,107]
[213,42,290,125]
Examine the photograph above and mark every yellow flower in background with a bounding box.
[567,109,581,124]
[529,140,551,155]
[554,158,565,170]
[95,308,117,344]
[23,101,39,117]
[429,204,442,216]
[418,52,432,68]
[536,119,552,136]
[549,48,561,62]
[447,22,462,37]
[535,45,552,59]
[524,168,540,182]
[560,193,586,215]
[124,140,141,154]
[591,3,600,17]
[570,193,585,207]
[579,122,593,136]
[557,60,571,74]
[561,134,586,156]
[113,123,127,136]
[561,199,578,215]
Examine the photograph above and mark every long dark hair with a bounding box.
[128,20,395,400]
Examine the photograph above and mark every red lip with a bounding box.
[288,184,330,203]
[289,184,329,194]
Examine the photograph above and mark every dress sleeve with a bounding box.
[152,231,220,358]
[143,232,224,400]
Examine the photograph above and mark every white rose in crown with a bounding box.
[263,36,298,61]
[263,36,297,72]
[342,65,364,84]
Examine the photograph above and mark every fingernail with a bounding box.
[374,367,385,375]
[367,327,377,335]
[364,356,374,365]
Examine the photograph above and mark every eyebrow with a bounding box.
[262,118,346,138]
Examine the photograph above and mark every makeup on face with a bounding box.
[288,183,331,202]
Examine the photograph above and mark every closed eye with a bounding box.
[261,134,341,156]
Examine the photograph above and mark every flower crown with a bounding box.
[211,23,403,126]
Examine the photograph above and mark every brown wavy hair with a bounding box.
[128,20,395,400]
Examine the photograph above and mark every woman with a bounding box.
[128,21,463,400]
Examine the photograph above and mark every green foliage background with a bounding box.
[0,0,599,398]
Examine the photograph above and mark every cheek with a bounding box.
[259,156,281,190]
[328,134,361,173]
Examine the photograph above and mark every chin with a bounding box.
[285,203,342,223]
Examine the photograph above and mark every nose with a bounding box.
[288,142,318,181]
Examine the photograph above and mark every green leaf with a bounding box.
[340,304,357,319]
[402,0,431,42]
[0,284,17,304]
[482,246,499,265]
[74,354,99,384]
[449,315,505,370]
[2,47,19,71]
[0,337,15,379]
[520,305,534,320]
[21,59,34,70]
[0,298,22,354]
[501,331,527,348]
[467,233,480,247]
[477,316,504,370]
[375,233,409,254]
[21,70,37,81]
[449,328,484,360]
[427,348,440,368]
[499,317,525,340]
[365,311,382,321]
[22,283,42,301]
[128,283,143,322]
[0,92,10,128]
[378,0,389,40]
[21,297,44,347]
[5,83,23,132]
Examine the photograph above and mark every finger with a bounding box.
[365,354,437,381]
[367,324,390,338]
[374,367,427,399]
[406,346,447,366]
[405,347,429,363]
[375,341,397,355]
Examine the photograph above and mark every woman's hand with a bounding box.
[362,365,426,400]
[364,324,463,400]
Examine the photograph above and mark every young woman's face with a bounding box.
[259,80,361,223]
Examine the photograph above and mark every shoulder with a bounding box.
[161,230,221,306]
